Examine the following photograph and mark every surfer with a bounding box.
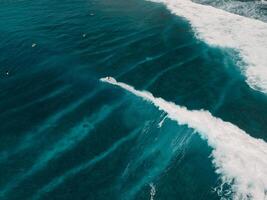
[107,76,111,80]
[106,76,115,82]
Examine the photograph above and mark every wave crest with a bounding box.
[101,77,267,200]
[148,0,267,94]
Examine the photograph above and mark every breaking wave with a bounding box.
[101,77,267,200]
[148,0,267,94]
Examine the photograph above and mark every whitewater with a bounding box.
[100,77,267,200]
[149,0,267,94]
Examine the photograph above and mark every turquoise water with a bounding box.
[0,0,267,199]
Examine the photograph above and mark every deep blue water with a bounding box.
[0,0,267,200]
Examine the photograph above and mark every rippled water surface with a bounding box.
[0,0,267,200]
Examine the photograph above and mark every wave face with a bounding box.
[1,0,267,199]
[101,77,267,200]
[149,0,267,94]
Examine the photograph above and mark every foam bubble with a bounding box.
[148,0,267,94]
[101,77,267,200]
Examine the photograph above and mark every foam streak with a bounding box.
[0,101,122,198]
[31,128,140,200]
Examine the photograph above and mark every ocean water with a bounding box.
[0,0,267,200]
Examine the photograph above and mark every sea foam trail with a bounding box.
[100,77,267,200]
[31,128,141,200]
[0,101,123,198]
[149,0,267,94]
[0,89,99,164]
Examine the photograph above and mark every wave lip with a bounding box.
[101,77,267,200]
[149,0,267,94]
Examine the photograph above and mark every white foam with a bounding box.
[149,0,267,94]
[158,115,167,128]
[101,77,267,200]
[150,183,156,200]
